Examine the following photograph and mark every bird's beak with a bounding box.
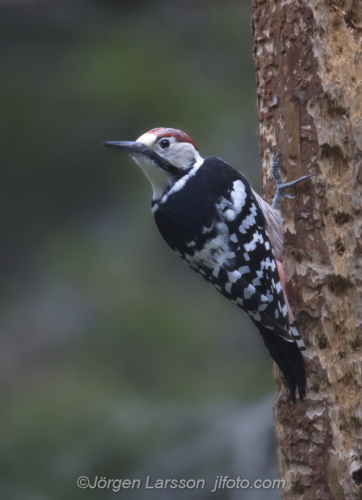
[103,139,180,177]
[102,141,147,155]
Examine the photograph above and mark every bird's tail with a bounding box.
[289,324,306,351]
[256,321,306,402]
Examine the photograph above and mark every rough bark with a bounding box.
[251,1,362,499]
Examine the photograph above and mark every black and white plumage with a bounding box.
[103,128,308,401]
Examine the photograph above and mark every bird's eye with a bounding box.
[159,139,171,149]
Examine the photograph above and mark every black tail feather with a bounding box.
[257,324,306,402]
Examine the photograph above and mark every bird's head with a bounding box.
[103,127,203,201]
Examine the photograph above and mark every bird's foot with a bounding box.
[271,153,316,209]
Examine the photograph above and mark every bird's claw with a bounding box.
[281,192,296,200]
[271,154,315,209]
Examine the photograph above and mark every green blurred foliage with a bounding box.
[0,1,276,499]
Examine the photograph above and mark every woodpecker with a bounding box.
[103,128,314,401]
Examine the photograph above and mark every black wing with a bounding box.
[154,157,305,400]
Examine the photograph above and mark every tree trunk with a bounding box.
[251,1,362,498]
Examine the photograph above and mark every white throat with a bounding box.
[132,151,204,202]
[132,154,173,200]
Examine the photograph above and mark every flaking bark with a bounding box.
[251,1,362,499]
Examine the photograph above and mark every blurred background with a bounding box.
[0,0,280,499]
